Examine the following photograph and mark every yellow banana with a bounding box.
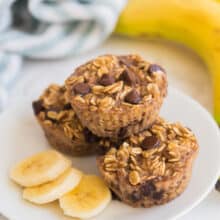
[10,150,71,187]
[23,168,82,204]
[59,175,111,219]
[116,0,220,123]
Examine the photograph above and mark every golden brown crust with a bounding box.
[65,54,167,139]
[32,84,100,156]
[97,118,199,207]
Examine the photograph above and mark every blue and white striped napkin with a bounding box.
[0,0,127,111]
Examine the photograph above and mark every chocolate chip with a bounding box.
[83,128,100,143]
[124,90,141,104]
[99,74,115,86]
[147,64,165,75]
[129,191,141,202]
[140,135,160,150]
[111,191,121,201]
[141,181,156,196]
[118,56,133,67]
[215,179,220,192]
[152,191,164,200]
[32,100,44,115]
[63,103,72,110]
[73,83,90,95]
[118,126,127,138]
[119,69,137,86]
[118,56,138,67]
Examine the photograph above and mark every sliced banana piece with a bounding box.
[59,175,111,219]
[10,150,71,187]
[23,168,82,204]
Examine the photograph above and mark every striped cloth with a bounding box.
[0,0,127,111]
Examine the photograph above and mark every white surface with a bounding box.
[0,36,219,219]
[1,87,220,220]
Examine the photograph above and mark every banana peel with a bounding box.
[115,0,220,123]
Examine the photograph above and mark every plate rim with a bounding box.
[165,88,220,219]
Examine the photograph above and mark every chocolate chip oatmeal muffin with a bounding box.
[97,118,198,207]
[65,54,167,139]
[32,84,100,156]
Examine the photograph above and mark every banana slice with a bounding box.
[10,150,71,187]
[23,168,82,204]
[59,175,111,219]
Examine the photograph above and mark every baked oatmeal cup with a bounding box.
[97,118,199,207]
[65,54,167,139]
[32,84,100,156]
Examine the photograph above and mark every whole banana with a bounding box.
[116,0,220,123]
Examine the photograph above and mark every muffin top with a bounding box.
[32,84,99,143]
[33,84,69,112]
[65,54,167,111]
[99,117,198,186]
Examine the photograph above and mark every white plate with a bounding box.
[0,87,220,220]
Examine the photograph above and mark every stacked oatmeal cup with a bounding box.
[32,54,199,207]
